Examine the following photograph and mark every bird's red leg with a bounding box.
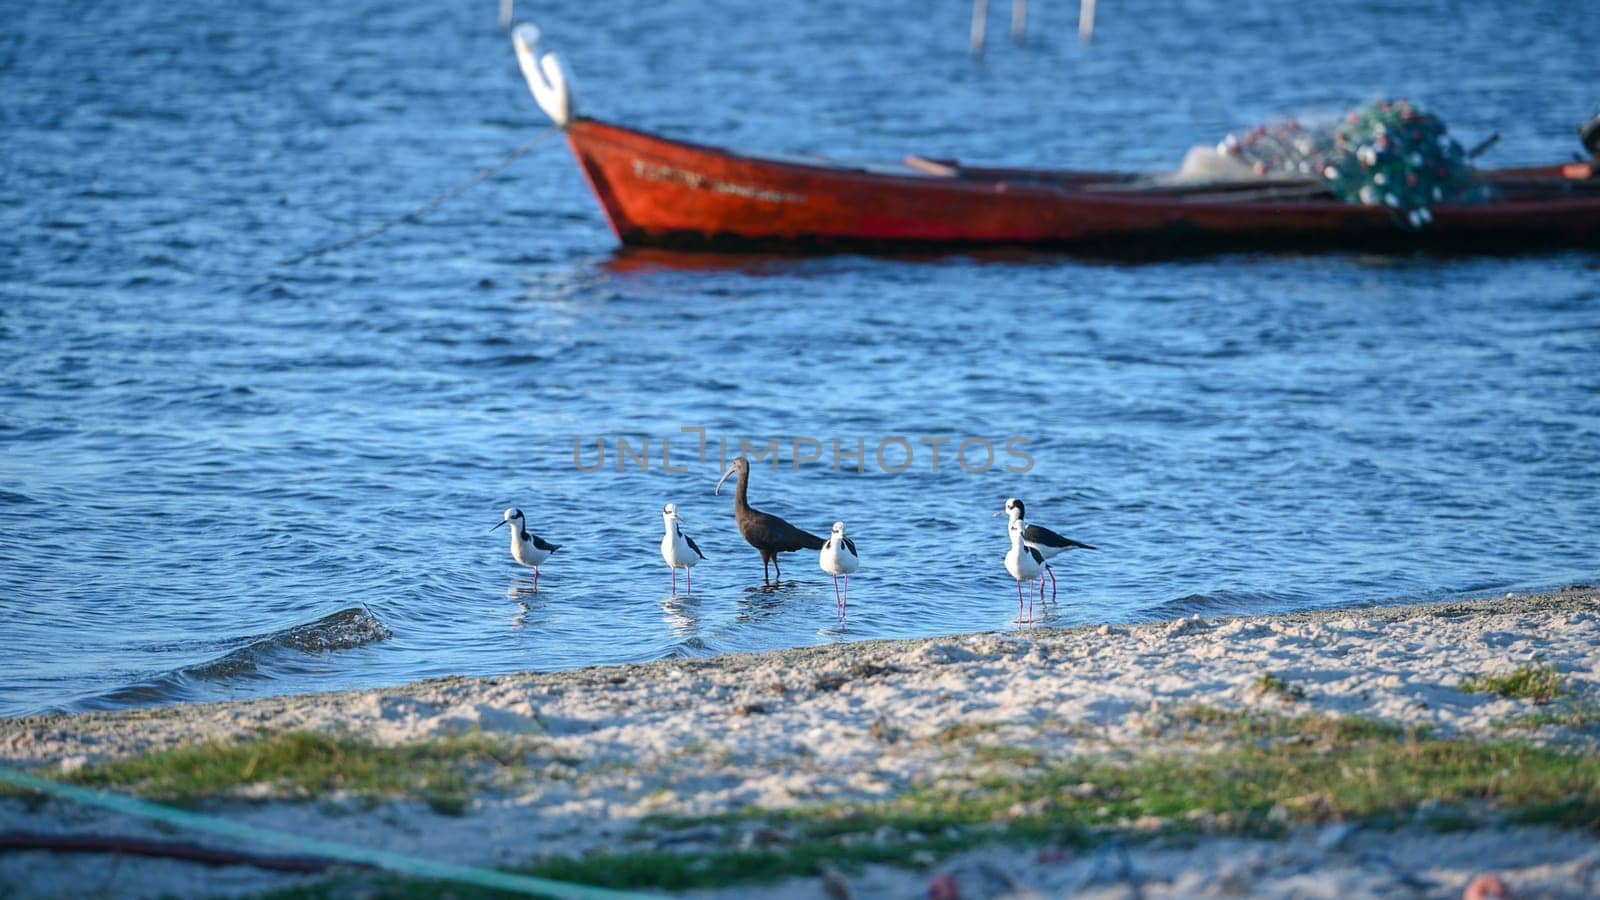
[671,567,677,596]
[686,567,692,595]
[533,567,540,591]
[1048,565,1057,602]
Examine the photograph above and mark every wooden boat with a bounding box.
[513,26,1600,255]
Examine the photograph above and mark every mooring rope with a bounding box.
[0,765,655,900]
[282,126,561,266]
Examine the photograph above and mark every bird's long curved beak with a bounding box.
[490,520,508,531]
[714,466,736,495]
[992,509,1005,518]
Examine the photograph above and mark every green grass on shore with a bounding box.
[1145,704,1424,744]
[288,711,1600,896]
[52,731,526,814]
[1253,672,1307,702]
[12,710,1599,898]
[248,712,1600,898]
[681,714,1598,850]
[1500,701,1600,732]
[1460,662,1567,704]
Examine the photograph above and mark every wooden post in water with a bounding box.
[971,0,989,58]
[1079,0,1097,42]
[1012,0,1027,42]
[499,0,514,30]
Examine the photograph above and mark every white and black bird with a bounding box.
[660,503,705,596]
[997,497,1097,602]
[818,521,859,615]
[1004,517,1046,622]
[491,507,561,590]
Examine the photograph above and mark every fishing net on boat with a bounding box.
[1217,99,1482,226]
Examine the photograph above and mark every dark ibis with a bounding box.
[715,456,825,583]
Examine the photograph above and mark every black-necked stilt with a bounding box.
[997,497,1097,602]
[491,507,560,589]
[660,503,705,595]
[715,456,826,583]
[1005,517,1046,622]
[819,521,860,615]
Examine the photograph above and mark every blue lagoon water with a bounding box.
[2,0,1598,716]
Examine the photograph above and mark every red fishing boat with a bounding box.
[513,26,1600,255]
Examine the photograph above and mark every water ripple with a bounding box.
[66,608,391,712]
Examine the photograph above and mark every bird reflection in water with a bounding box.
[735,588,790,624]
[507,579,546,629]
[660,594,701,637]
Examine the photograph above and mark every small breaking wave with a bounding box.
[70,607,391,711]
[1136,590,1302,622]
[183,607,392,680]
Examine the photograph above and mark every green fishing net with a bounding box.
[1219,99,1483,226]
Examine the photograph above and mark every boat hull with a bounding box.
[562,119,1600,255]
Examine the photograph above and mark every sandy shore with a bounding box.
[3,588,1598,898]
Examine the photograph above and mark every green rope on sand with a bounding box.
[0,765,657,900]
